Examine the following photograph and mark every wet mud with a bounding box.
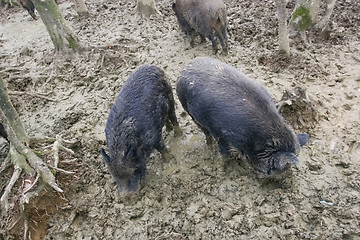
[0,0,359,239]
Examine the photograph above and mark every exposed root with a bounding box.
[48,166,75,175]
[52,135,75,168]
[0,166,21,211]
[29,137,56,147]
[1,78,75,239]
[1,144,32,211]
[23,183,46,205]
[23,216,29,240]
[0,153,11,173]
[23,175,40,195]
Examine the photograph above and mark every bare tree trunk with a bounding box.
[0,78,63,199]
[74,0,89,16]
[32,0,82,52]
[0,81,29,145]
[275,0,290,56]
[309,0,321,23]
[315,0,337,31]
[137,0,160,18]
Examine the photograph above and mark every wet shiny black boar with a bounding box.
[19,0,37,20]
[100,65,181,192]
[176,57,309,179]
[0,123,8,141]
[172,0,228,54]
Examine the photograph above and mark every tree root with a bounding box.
[0,152,11,173]
[0,165,21,211]
[8,90,56,102]
[0,77,76,239]
[52,135,75,168]
[0,134,77,210]
[1,133,76,239]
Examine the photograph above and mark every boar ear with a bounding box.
[100,148,110,164]
[297,133,309,147]
[274,152,299,171]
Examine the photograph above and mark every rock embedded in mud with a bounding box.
[343,104,351,110]
[222,208,232,220]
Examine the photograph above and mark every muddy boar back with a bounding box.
[101,65,181,192]
[173,0,228,54]
[176,57,309,179]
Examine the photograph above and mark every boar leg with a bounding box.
[208,34,219,54]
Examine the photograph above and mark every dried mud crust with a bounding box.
[0,0,359,239]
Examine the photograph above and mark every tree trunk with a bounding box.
[275,0,290,56]
[137,0,160,18]
[309,0,321,23]
[0,79,29,145]
[0,78,63,193]
[315,0,337,32]
[32,0,82,52]
[74,0,89,16]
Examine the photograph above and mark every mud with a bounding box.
[0,0,359,239]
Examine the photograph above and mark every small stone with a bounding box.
[222,208,232,221]
[343,104,351,110]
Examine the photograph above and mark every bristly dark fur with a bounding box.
[0,123,8,141]
[101,65,180,192]
[173,0,228,54]
[176,57,308,178]
[19,0,38,20]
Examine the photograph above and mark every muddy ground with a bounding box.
[0,0,359,239]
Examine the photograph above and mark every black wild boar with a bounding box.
[176,57,309,178]
[0,124,9,164]
[172,0,228,54]
[100,65,181,192]
[0,123,8,141]
[19,0,38,20]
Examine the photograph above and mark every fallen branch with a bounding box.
[48,165,75,175]
[8,90,56,102]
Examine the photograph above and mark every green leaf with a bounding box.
[292,6,312,31]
